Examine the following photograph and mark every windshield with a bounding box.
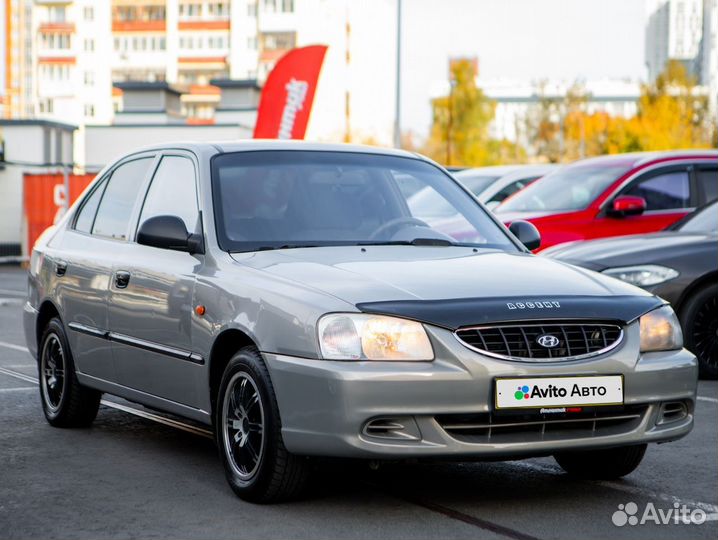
[211,151,517,253]
[496,163,632,212]
[677,201,718,233]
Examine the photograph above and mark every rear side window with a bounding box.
[74,178,108,233]
[92,157,153,240]
[139,156,199,234]
[696,168,717,204]
[624,170,690,210]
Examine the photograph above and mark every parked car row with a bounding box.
[453,150,717,378]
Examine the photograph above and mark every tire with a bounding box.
[215,346,310,503]
[553,444,647,480]
[39,317,101,427]
[680,283,718,380]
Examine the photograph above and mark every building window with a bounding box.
[179,2,202,19]
[247,36,257,50]
[145,5,166,21]
[83,6,94,21]
[42,33,71,50]
[281,0,294,12]
[263,0,276,12]
[39,99,54,114]
[48,6,66,23]
[207,1,229,18]
[247,2,257,16]
[84,71,94,85]
[84,38,94,52]
[84,104,95,118]
[261,31,296,50]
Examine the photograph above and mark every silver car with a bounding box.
[25,142,697,502]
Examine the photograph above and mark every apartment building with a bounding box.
[16,0,301,126]
[3,0,35,118]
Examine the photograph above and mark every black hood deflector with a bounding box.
[356,295,664,330]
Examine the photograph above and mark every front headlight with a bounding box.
[639,305,683,352]
[317,313,434,361]
[602,265,679,287]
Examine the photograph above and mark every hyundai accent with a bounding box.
[25,142,697,502]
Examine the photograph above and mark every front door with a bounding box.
[593,164,695,238]
[108,153,204,408]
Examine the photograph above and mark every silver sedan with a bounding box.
[25,141,697,502]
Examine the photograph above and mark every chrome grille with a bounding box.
[454,321,623,361]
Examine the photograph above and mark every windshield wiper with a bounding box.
[357,238,455,247]
[255,244,322,251]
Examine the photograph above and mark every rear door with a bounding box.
[61,155,155,382]
[107,152,204,409]
[594,164,694,237]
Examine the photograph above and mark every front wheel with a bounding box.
[215,346,310,502]
[681,283,718,380]
[553,444,647,479]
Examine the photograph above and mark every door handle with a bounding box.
[55,260,67,277]
[114,271,131,289]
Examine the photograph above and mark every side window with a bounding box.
[74,177,108,233]
[624,169,690,211]
[696,168,717,204]
[92,157,153,240]
[138,156,199,233]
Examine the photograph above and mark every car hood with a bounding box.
[231,246,661,328]
[542,232,717,270]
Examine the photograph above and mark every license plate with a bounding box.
[495,375,624,410]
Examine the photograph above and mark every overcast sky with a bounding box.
[399,0,647,137]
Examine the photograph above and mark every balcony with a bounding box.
[112,20,167,32]
[38,22,75,33]
[178,20,230,31]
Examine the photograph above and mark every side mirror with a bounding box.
[137,215,204,254]
[509,220,541,251]
[609,195,646,218]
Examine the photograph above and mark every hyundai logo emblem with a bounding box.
[536,334,560,348]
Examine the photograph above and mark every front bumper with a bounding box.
[265,323,697,458]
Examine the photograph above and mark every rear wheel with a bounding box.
[39,318,101,427]
[553,444,647,479]
[681,283,718,379]
[215,346,310,502]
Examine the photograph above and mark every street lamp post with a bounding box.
[393,0,402,148]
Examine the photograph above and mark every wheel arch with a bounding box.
[36,299,63,358]
[208,327,260,421]
[675,271,718,315]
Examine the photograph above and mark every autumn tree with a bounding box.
[631,60,714,150]
[424,59,521,166]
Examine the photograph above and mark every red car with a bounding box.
[495,150,718,251]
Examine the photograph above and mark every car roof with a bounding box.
[125,139,422,160]
[566,149,718,169]
[454,165,526,178]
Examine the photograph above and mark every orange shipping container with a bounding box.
[23,173,95,253]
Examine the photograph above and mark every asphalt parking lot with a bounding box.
[0,264,716,540]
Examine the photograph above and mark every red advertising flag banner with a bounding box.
[253,45,328,140]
